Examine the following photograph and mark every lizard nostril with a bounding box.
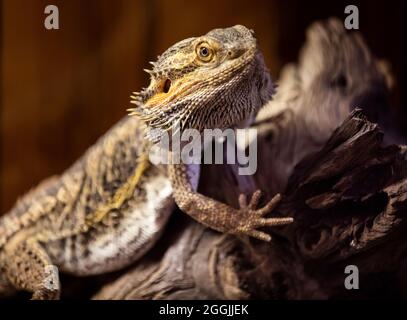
[163,79,172,93]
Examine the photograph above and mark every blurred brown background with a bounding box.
[1,0,406,213]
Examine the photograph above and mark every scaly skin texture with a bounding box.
[0,25,292,299]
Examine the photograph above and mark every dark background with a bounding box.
[1,0,406,213]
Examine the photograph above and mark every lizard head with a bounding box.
[129,25,274,141]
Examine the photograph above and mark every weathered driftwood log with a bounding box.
[94,110,406,299]
[93,19,406,299]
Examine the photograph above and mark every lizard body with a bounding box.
[0,117,174,298]
[0,25,292,299]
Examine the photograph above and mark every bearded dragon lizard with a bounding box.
[0,25,293,299]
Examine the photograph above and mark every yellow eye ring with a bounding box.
[196,42,214,62]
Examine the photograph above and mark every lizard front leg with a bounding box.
[168,163,293,241]
[1,236,60,300]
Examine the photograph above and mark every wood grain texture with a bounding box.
[94,112,407,300]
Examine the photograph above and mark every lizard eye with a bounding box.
[196,42,214,62]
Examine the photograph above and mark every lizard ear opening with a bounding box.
[163,79,172,93]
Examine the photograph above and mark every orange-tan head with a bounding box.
[129,25,274,140]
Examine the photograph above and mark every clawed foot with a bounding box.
[233,190,293,241]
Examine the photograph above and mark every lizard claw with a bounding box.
[235,191,293,241]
